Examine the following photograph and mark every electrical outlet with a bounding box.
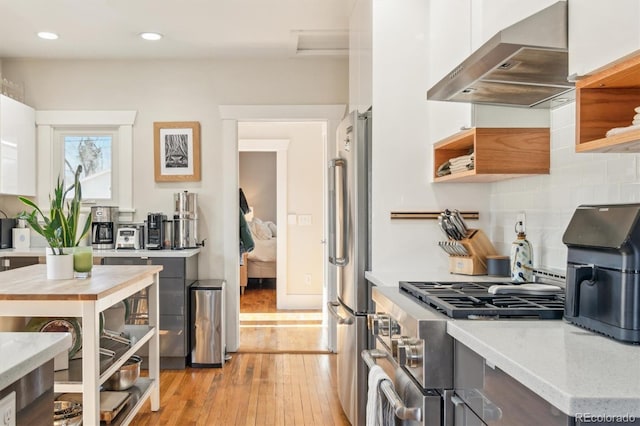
[516,212,526,232]
[304,273,312,285]
[0,391,16,426]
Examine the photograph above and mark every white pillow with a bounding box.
[265,221,277,237]
[250,217,272,240]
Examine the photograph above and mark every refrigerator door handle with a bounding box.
[327,301,353,325]
[328,158,348,266]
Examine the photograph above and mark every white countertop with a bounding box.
[0,247,201,258]
[368,269,640,417]
[447,320,640,417]
[0,332,71,390]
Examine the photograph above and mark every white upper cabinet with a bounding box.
[0,95,36,196]
[471,0,562,49]
[349,0,372,113]
[568,0,640,77]
[427,0,473,142]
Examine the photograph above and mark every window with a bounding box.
[59,131,116,201]
[36,110,136,221]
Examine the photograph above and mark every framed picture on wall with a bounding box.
[154,121,201,182]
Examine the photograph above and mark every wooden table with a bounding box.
[0,264,162,425]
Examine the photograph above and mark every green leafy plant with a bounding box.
[18,165,91,255]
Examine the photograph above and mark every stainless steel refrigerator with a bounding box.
[328,108,372,426]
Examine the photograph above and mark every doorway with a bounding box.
[219,104,346,354]
[237,128,324,353]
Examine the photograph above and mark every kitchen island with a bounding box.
[0,247,200,369]
[0,264,162,425]
[365,270,640,421]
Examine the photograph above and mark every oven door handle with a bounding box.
[361,349,422,422]
[327,301,353,325]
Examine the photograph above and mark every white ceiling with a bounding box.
[0,0,352,59]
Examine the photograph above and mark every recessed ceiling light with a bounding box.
[139,32,163,41]
[37,32,59,40]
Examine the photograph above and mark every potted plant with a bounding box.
[18,165,92,279]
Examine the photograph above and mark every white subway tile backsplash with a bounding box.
[606,156,637,183]
[570,185,596,206]
[551,125,575,149]
[620,182,640,203]
[550,102,576,130]
[550,146,572,169]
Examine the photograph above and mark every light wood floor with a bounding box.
[239,287,328,353]
[130,353,349,425]
[129,286,349,425]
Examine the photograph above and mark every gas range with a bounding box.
[399,280,565,320]
[369,283,566,426]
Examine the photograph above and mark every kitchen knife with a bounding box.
[451,209,468,236]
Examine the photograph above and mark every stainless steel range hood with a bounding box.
[427,1,573,108]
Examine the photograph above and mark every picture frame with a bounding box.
[154,121,201,182]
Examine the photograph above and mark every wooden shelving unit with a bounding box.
[433,128,550,183]
[576,51,640,153]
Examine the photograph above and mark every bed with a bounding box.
[246,217,277,280]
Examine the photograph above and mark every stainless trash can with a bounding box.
[190,279,225,367]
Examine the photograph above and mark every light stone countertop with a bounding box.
[0,332,71,391]
[447,320,640,417]
[368,269,640,417]
[0,247,201,258]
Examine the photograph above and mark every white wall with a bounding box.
[239,152,277,222]
[489,102,640,271]
[2,58,347,281]
[238,122,325,297]
[370,0,492,277]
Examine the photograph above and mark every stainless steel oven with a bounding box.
[367,286,454,425]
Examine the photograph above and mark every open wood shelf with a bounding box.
[57,377,155,426]
[576,51,640,153]
[433,128,550,183]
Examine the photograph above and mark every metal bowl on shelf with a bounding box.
[53,400,83,426]
[103,355,142,391]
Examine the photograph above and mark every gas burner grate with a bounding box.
[402,281,489,293]
[428,294,565,319]
[399,281,565,319]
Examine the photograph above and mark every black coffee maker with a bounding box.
[563,204,640,344]
[146,213,166,250]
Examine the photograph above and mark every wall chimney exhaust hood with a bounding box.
[427,1,573,108]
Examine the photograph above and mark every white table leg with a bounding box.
[148,271,160,411]
[82,301,100,424]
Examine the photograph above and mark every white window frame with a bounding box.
[35,110,137,222]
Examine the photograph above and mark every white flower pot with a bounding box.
[46,248,74,280]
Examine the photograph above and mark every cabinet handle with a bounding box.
[451,395,466,425]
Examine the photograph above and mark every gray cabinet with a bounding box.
[102,255,198,369]
[0,256,40,271]
[454,340,569,425]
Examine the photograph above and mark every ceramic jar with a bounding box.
[510,222,533,282]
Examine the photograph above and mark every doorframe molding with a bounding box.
[219,104,345,353]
